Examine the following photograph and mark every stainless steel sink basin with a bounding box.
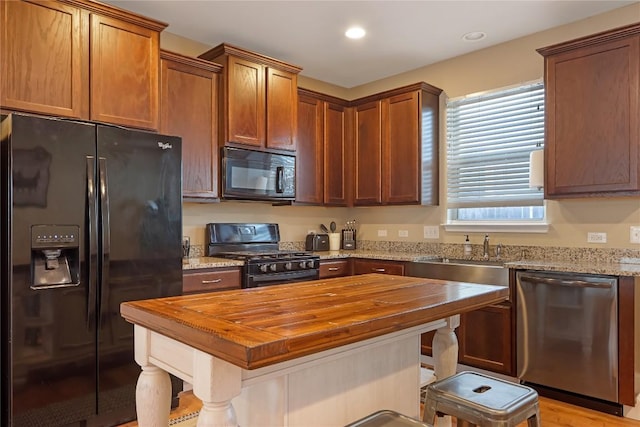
[433,257,505,267]
[406,258,508,286]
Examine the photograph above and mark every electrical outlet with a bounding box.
[423,226,439,239]
[631,226,640,244]
[398,230,409,237]
[587,232,607,243]
[377,229,387,237]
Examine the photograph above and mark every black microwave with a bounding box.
[221,147,296,201]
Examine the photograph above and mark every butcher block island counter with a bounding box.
[121,274,509,427]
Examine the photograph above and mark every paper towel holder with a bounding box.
[529,147,544,189]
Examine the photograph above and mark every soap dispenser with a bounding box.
[463,235,472,257]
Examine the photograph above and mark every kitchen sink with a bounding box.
[432,257,505,267]
[406,257,509,286]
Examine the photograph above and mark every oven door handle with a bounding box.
[250,269,317,284]
[519,274,612,289]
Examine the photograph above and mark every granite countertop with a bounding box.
[183,257,244,270]
[313,250,440,262]
[182,250,440,271]
[183,251,640,277]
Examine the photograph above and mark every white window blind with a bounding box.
[447,82,544,209]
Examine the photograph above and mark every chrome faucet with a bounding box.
[483,234,490,260]
[495,243,502,261]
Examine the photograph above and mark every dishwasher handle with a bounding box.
[519,274,613,289]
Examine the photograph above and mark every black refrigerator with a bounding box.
[0,113,183,426]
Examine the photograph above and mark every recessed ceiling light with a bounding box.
[462,31,486,42]
[345,27,366,39]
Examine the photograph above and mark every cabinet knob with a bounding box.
[372,268,386,273]
[201,279,222,284]
[328,267,340,271]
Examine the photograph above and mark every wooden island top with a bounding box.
[121,273,508,370]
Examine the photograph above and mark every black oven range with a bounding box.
[205,223,319,288]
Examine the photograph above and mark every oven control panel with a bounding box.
[248,257,319,275]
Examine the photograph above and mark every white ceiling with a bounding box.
[105,1,637,88]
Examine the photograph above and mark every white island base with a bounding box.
[133,316,460,427]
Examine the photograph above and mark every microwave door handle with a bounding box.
[519,275,612,289]
[275,166,284,193]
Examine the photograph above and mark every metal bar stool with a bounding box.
[423,371,541,427]
[345,410,433,427]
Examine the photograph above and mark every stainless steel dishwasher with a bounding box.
[516,270,619,411]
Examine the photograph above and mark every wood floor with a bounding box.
[120,391,640,426]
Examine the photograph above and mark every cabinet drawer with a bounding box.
[352,259,404,276]
[319,259,350,278]
[183,268,241,294]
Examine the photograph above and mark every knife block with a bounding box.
[341,229,356,250]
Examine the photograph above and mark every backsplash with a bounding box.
[356,240,640,264]
[188,240,640,265]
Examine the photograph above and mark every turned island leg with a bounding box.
[430,315,460,427]
[134,326,171,427]
[432,315,460,380]
[192,349,242,427]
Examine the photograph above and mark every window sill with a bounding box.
[444,222,549,233]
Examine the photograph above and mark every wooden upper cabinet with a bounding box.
[383,91,420,204]
[226,56,265,147]
[353,83,441,206]
[267,67,298,151]
[296,92,324,204]
[0,0,166,130]
[90,12,162,130]
[539,23,640,198]
[324,102,350,205]
[296,88,350,205]
[199,43,302,152]
[0,0,89,118]
[160,50,222,200]
[354,100,383,205]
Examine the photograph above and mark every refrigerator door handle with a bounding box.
[87,156,98,328]
[99,157,111,327]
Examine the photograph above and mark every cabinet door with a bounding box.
[90,13,160,130]
[0,0,89,118]
[458,304,513,375]
[324,102,349,206]
[354,101,382,205]
[296,93,324,204]
[160,55,219,199]
[267,67,297,151]
[383,91,420,204]
[545,35,640,197]
[226,56,265,147]
[352,259,404,276]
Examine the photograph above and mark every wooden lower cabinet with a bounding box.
[319,259,350,279]
[183,267,241,294]
[458,303,512,375]
[420,302,513,376]
[352,259,404,276]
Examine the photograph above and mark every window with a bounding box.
[446,82,546,230]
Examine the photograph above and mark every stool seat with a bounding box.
[345,410,432,427]
[423,371,540,427]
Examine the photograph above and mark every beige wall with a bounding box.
[164,5,640,249]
